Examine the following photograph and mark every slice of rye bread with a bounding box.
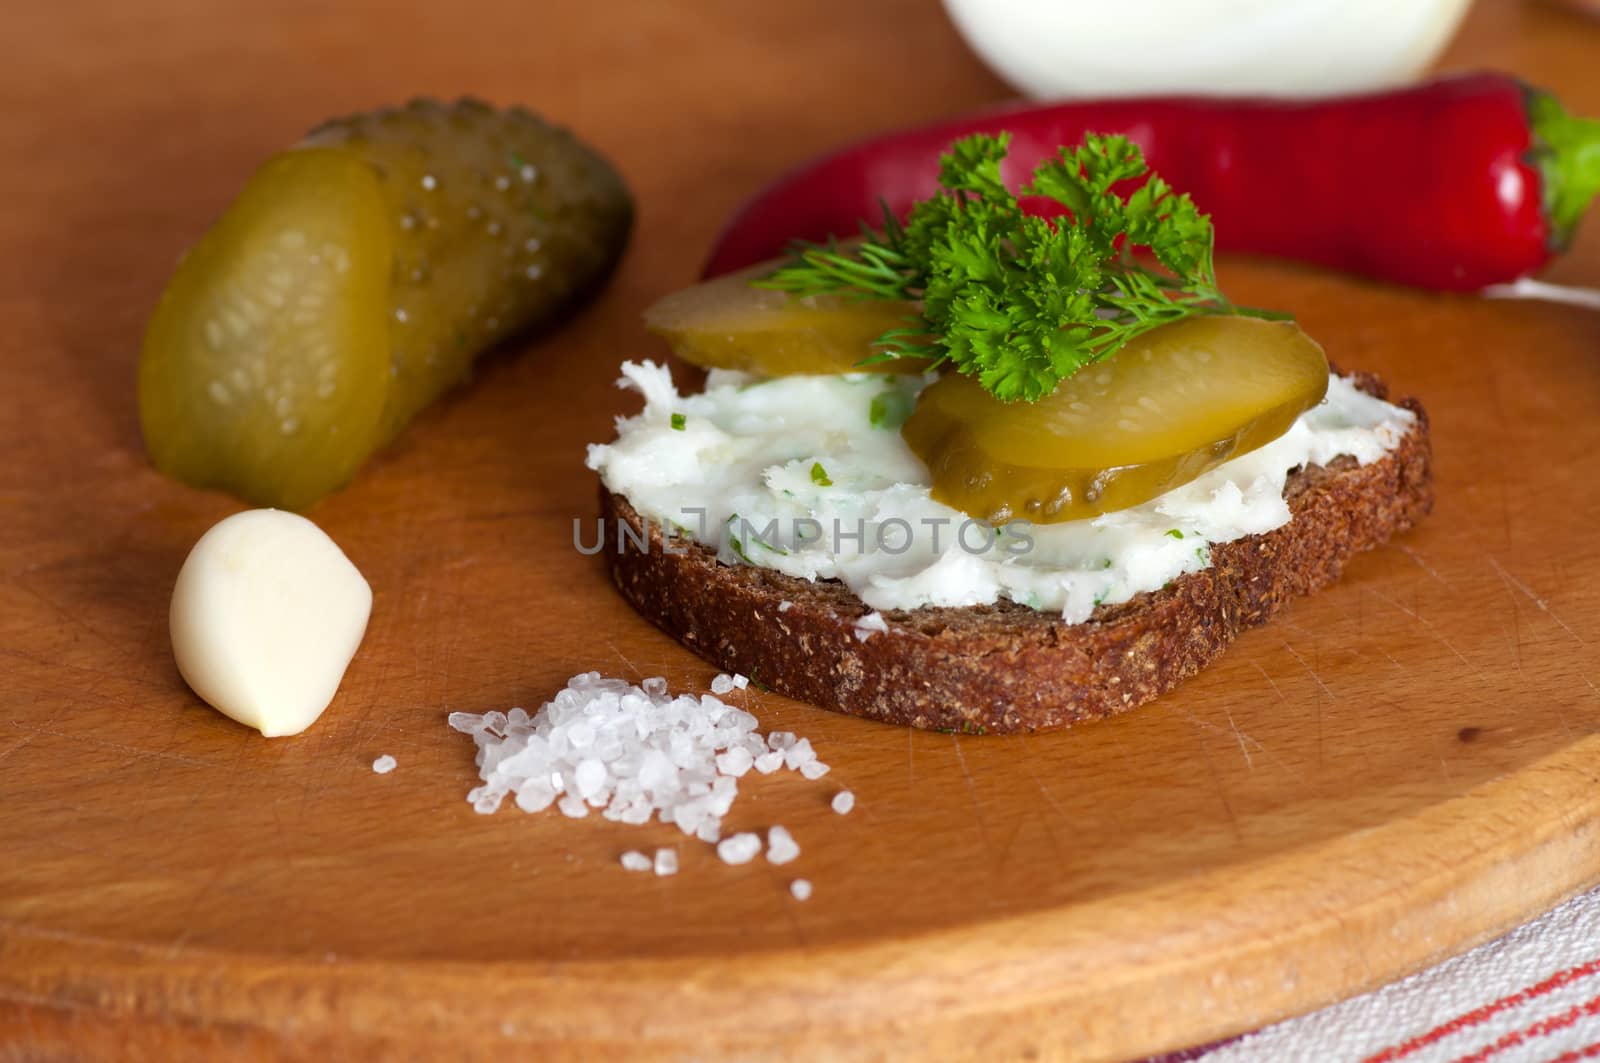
[600,371,1433,733]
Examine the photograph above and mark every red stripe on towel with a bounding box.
[1541,1037,1600,1062]
[1447,989,1600,1062]
[1362,958,1600,1063]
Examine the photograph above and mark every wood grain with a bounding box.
[4,0,1600,1059]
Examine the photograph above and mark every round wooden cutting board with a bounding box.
[5,1,1600,1059]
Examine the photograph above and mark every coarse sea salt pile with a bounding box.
[448,673,840,889]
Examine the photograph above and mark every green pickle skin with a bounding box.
[644,261,930,376]
[902,316,1331,524]
[139,98,633,510]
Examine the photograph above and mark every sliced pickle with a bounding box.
[643,260,929,376]
[139,150,394,511]
[902,316,1330,524]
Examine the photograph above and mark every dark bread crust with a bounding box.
[601,373,1433,733]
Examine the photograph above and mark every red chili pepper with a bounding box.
[703,73,1600,292]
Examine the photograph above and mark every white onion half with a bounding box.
[941,0,1474,100]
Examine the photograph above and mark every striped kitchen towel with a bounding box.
[1150,882,1600,1063]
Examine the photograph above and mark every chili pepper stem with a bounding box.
[1528,90,1600,248]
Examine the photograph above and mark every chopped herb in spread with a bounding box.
[868,390,914,430]
[726,515,753,563]
[810,462,832,486]
[670,412,687,431]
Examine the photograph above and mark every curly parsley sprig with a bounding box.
[755,132,1283,403]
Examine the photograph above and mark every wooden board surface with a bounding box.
[5,1,1600,1059]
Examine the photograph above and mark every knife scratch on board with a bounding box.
[1,641,172,697]
[948,735,1000,871]
[1173,707,1292,777]
[7,723,217,768]
[1017,759,1075,858]
[11,577,142,668]
[1182,711,1243,843]
[605,638,643,683]
[1250,660,1283,701]
[1281,640,1327,769]
[1281,641,1336,702]
[163,925,194,961]
[0,733,35,769]
[1487,557,1585,646]
[1223,709,1258,771]
[1397,544,1451,587]
[1361,586,1476,672]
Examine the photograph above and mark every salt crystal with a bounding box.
[716,832,762,865]
[618,801,653,826]
[515,786,556,814]
[574,757,607,798]
[831,790,855,815]
[766,825,800,865]
[707,780,737,818]
[800,761,831,780]
[777,600,792,613]
[448,673,840,876]
[669,805,700,837]
[371,754,397,774]
[638,749,676,791]
[783,738,816,770]
[790,879,813,901]
[715,747,754,777]
[852,611,889,642]
[619,850,651,872]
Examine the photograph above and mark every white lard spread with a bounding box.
[585,362,1413,624]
